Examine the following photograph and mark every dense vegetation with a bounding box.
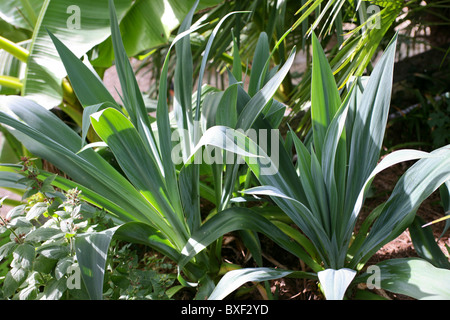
[0,0,449,300]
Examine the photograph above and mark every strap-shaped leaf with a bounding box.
[0,96,153,224]
[89,107,188,248]
[108,0,162,174]
[22,0,133,108]
[208,267,294,300]
[248,32,270,97]
[235,47,296,132]
[156,3,207,226]
[173,0,198,160]
[178,207,322,273]
[409,216,450,269]
[48,31,117,108]
[75,226,118,300]
[344,34,397,219]
[310,32,341,162]
[75,220,205,300]
[350,145,450,268]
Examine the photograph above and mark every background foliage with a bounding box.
[0,0,449,300]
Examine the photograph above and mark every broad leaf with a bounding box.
[75,226,119,300]
[75,222,203,300]
[357,258,450,300]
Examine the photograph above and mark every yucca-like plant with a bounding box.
[1,0,449,301]
[0,0,303,299]
[179,32,450,300]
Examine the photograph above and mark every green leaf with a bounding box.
[23,0,134,108]
[351,146,450,268]
[55,256,74,280]
[154,6,205,221]
[25,202,47,220]
[215,83,239,128]
[75,226,118,300]
[112,222,182,265]
[19,279,39,300]
[91,0,222,67]
[12,243,35,271]
[235,47,296,132]
[80,103,116,148]
[75,221,203,300]
[3,267,27,297]
[36,241,69,259]
[188,125,262,162]
[90,107,187,247]
[358,258,450,300]
[179,207,323,274]
[437,181,450,238]
[172,0,198,161]
[409,216,450,269]
[8,216,32,229]
[344,34,398,222]
[0,0,43,30]
[108,0,164,179]
[48,31,118,107]
[310,32,341,162]
[42,277,66,300]
[33,254,57,273]
[25,227,63,243]
[248,32,270,97]
[208,267,293,300]
[0,242,17,260]
[231,31,242,82]
[0,96,156,224]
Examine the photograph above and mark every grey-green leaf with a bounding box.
[208,267,293,300]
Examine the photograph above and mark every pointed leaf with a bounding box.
[48,31,117,107]
[409,216,450,269]
[351,145,450,267]
[248,32,270,97]
[345,34,398,218]
[22,0,133,108]
[235,48,296,132]
[310,32,341,162]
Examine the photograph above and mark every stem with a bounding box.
[62,79,77,106]
[0,215,24,244]
[0,36,29,63]
[0,75,23,90]
[38,271,47,285]
[19,0,38,28]
[60,78,85,129]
